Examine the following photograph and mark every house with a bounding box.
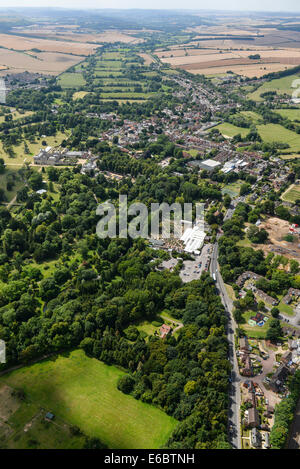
[246,390,257,408]
[282,288,300,305]
[269,363,290,392]
[250,427,261,448]
[256,289,278,306]
[239,337,249,352]
[281,351,292,365]
[248,408,260,428]
[263,432,270,449]
[236,271,264,288]
[241,355,253,377]
[160,324,172,339]
[263,405,274,418]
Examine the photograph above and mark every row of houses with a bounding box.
[282,288,300,305]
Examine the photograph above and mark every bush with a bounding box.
[117,374,135,394]
[152,320,163,327]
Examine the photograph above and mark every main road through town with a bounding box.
[210,203,242,449]
[210,243,241,449]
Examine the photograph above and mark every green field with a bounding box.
[281,183,300,203]
[241,311,270,339]
[0,389,85,449]
[257,123,300,152]
[0,131,70,166]
[239,111,262,124]
[99,92,152,100]
[72,91,89,100]
[102,52,122,60]
[94,72,123,78]
[96,60,123,69]
[278,298,295,317]
[215,123,249,138]
[0,109,33,123]
[58,73,86,89]
[275,108,300,121]
[249,73,300,101]
[0,350,177,449]
[222,180,243,197]
[216,120,300,150]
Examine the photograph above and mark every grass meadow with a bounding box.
[0,349,177,449]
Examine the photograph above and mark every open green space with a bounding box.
[215,122,249,138]
[275,108,300,122]
[72,91,89,100]
[239,111,262,124]
[281,183,300,203]
[0,109,33,123]
[257,123,300,152]
[57,73,86,89]
[248,73,300,101]
[102,52,122,60]
[96,60,123,69]
[216,120,300,150]
[0,349,177,449]
[222,180,243,197]
[241,311,270,339]
[94,72,124,78]
[0,388,85,449]
[278,298,296,317]
[236,237,252,248]
[99,92,152,100]
[0,131,70,166]
[136,321,159,337]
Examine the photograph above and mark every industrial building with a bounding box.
[180,225,206,254]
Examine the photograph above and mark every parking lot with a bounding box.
[180,243,213,283]
[160,258,178,272]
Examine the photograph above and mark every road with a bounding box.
[210,198,244,448]
[160,315,184,334]
[210,242,241,449]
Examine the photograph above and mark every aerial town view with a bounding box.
[0,0,300,458]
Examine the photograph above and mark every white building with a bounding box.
[180,226,206,253]
[199,159,221,172]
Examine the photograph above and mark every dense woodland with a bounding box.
[0,162,231,449]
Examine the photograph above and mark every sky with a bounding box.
[0,0,299,13]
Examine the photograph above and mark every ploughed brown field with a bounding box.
[0,49,85,76]
[0,26,143,76]
[156,47,300,78]
[12,27,143,44]
[138,53,155,65]
[156,16,300,78]
[0,33,98,55]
